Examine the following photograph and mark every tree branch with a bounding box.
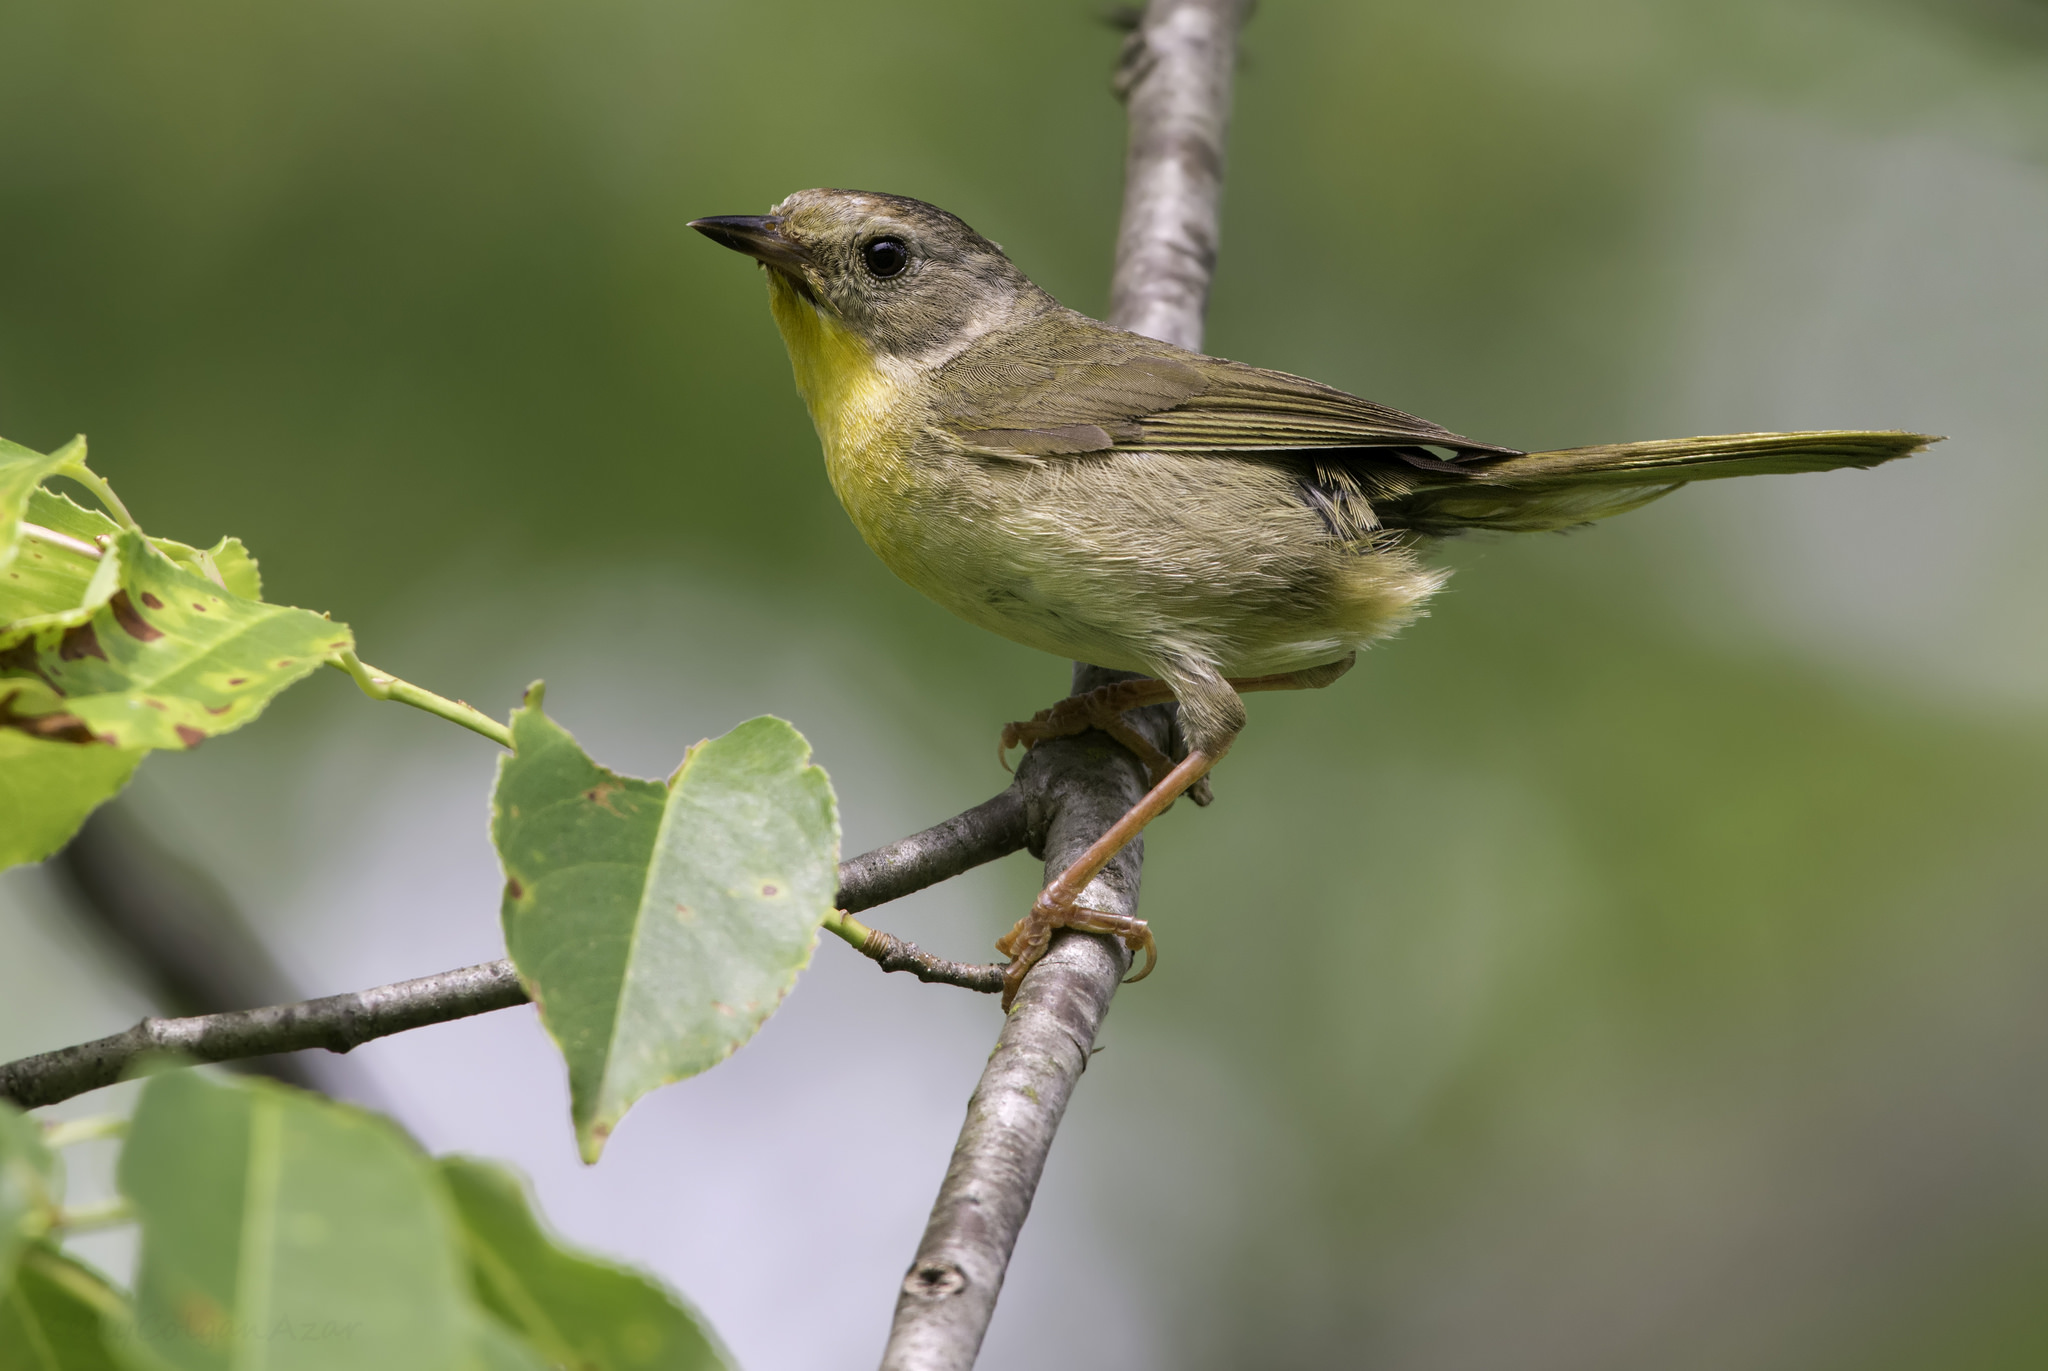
[880,3,1251,1366]
[0,787,1030,1110]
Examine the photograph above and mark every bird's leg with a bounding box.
[999,653,1356,788]
[995,747,1218,1008]
[993,654,1357,1007]
[1000,675,1180,784]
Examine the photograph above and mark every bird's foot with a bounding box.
[999,677,1180,786]
[995,891,1156,1010]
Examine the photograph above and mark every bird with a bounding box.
[690,188,1936,1007]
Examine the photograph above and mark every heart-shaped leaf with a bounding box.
[493,689,839,1161]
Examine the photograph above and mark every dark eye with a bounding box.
[861,237,909,278]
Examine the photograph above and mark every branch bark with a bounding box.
[879,4,1251,1366]
[0,787,1029,1110]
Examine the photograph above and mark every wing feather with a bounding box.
[934,314,1513,461]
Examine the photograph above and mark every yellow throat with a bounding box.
[764,271,912,531]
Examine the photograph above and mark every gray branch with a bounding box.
[0,789,1030,1110]
[880,3,1252,1366]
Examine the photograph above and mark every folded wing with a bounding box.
[933,316,1936,534]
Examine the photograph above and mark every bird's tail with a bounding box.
[1380,430,1939,535]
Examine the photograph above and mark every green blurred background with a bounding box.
[5,0,2048,1367]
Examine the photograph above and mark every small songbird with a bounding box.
[691,189,1936,1005]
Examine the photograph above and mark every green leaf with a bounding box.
[0,1246,127,1371]
[439,1157,730,1370]
[0,730,145,871]
[1,487,261,625]
[493,690,839,1161]
[0,532,349,753]
[0,492,115,627]
[0,1104,61,1293]
[0,438,83,578]
[119,1070,518,1371]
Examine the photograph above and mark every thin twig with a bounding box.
[879,3,1250,1366]
[0,789,1030,1110]
[823,910,1007,995]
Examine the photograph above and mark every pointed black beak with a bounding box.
[688,215,812,273]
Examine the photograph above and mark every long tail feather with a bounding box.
[1382,429,1939,534]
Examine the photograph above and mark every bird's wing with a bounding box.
[931,319,1936,539]
[934,321,1516,463]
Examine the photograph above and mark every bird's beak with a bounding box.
[688,215,812,273]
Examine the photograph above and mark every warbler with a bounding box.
[691,189,1935,1004]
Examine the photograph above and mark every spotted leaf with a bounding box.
[492,688,839,1162]
[0,531,350,753]
[0,437,84,578]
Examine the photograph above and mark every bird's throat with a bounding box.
[764,269,914,529]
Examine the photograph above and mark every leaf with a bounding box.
[0,731,145,871]
[175,538,262,603]
[0,1104,60,1292]
[438,1157,730,1370]
[0,1247,126,1371]
[0,532,350,753]
[0,492,115,627]
[119,1070,522,1371]
[0,437,83,577]
[493,689,839,1161]
[0,488,260,625]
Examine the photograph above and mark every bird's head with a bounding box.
[690,189,1046,367]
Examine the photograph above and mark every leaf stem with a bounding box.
[55,443,142,534]
[54,1198,136,1233]
[41,1115,127,1148]
[333,651,514,750]
[820,907,874,948]
[17,522,105,559]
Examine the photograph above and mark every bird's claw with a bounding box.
[995,893,1156,1010]
[997,684,1177,787]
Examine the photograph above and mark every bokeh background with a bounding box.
[5,0,2048,1366]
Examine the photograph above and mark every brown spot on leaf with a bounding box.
[675,903,693,922]
[711,1001,734,1017]
[190,601,208,612]
[583,779,626,813]
[0,643,47,681]
[0,689,99,744]
[275,658,294,668]
[175,724,207,748]
[227,677,247,687]
[506,877,524,899]
[140,592,164,609]
[207,703,231,715]
[144,698,167,711]
[760,883,779,897]
[108,591,163,641]
[58,623,105,661]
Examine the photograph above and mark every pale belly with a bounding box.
[835,445,1445,679]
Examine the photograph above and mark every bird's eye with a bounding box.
[861,237,909,279]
